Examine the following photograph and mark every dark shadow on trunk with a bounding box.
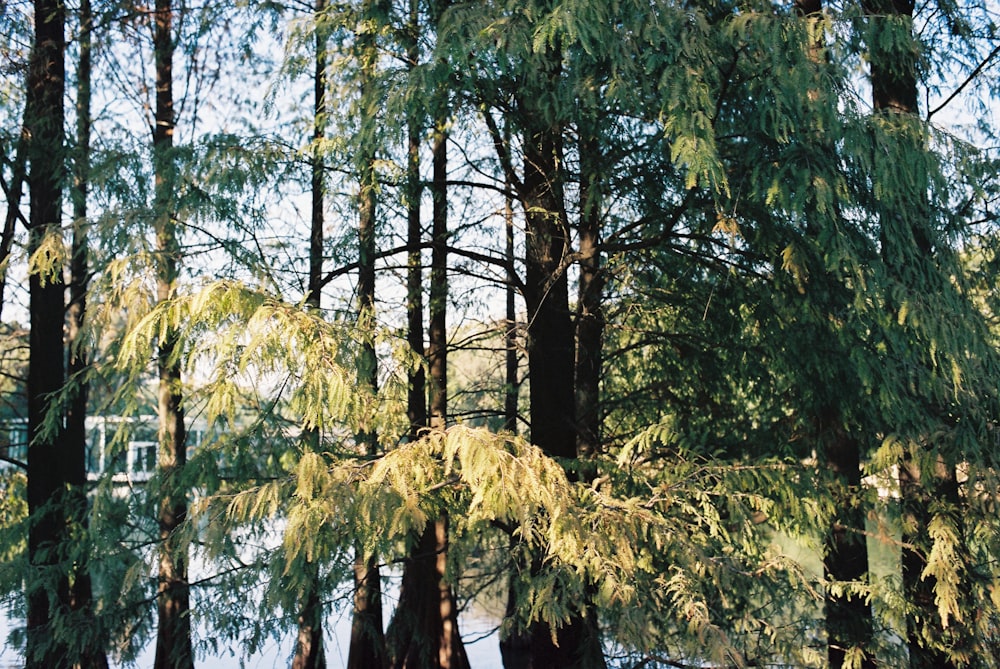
[24,1,71,665]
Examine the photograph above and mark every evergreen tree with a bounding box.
[149,1,194,667]
[24,0,69,663]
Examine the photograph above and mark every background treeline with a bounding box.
[2,0,1000,668]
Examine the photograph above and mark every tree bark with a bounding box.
[499,32,605,669]
[25,0,69,665]
[574,118,603,462]
[0,109,27,324]
[403,0,426,444]
[503,122,518,435]
[820,416,875,669]
[571,114,608,669]
[152,0,193,666]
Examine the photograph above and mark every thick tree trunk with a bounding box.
[500,34,604,669]
[292,2,330,666]
[152,1,193,667]
[292,561,326,669]
[821,418,875,669]
[519,51,575,464]
[25,1,69,666]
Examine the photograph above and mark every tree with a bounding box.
[292,3,331,668]
[4,0,1000,666]
[151,0,194,666]
[66,1,109,665]
[860,0,1000,664]
[388,1,471,666]
[347,2,389,668]
[23,0,72,665]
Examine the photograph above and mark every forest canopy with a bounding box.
[2,0,1000,668]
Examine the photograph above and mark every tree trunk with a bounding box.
[390,16,470,658]
[293,2,330,666]
[403,0,426,444]
[347,2,387,666]
[500,33,605,669]
[67,1,109,665]
[152,1,194,667]
[574,118,603,463]
[0,107,27,323]
[821,417,875,669]
[387,7,428,663]
[25,0,68,666]
[572,115,607,669]
[503,124,518,435]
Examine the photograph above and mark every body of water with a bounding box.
[0,583,501,668]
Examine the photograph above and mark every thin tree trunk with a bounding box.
[347,3,387,666]
[503,123,518,435]
[152,1,193,667]
[427,80,470,669]
[403,0,426,444]
[574,119,603,462]
[571,116,607,669]
[25,0,69,665]
[67,2,109,665]
[388,2,429,663]
[389,5,434,664]
[293,2,330,666]
[388,4,469,662]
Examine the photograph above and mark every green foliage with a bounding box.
[3,0,1000,666]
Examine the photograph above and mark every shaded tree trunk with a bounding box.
[574,118,604,463]
[0,106,27,323]
[25,0,69,665]
[403,0,426,444]
[820,417,875,669]
[152,1,193,667]
[503,124,518,435]
[388,13,430,655]
[571,115,608,669]
[499,32,604,669]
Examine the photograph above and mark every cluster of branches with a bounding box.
[2,0,1000,668]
